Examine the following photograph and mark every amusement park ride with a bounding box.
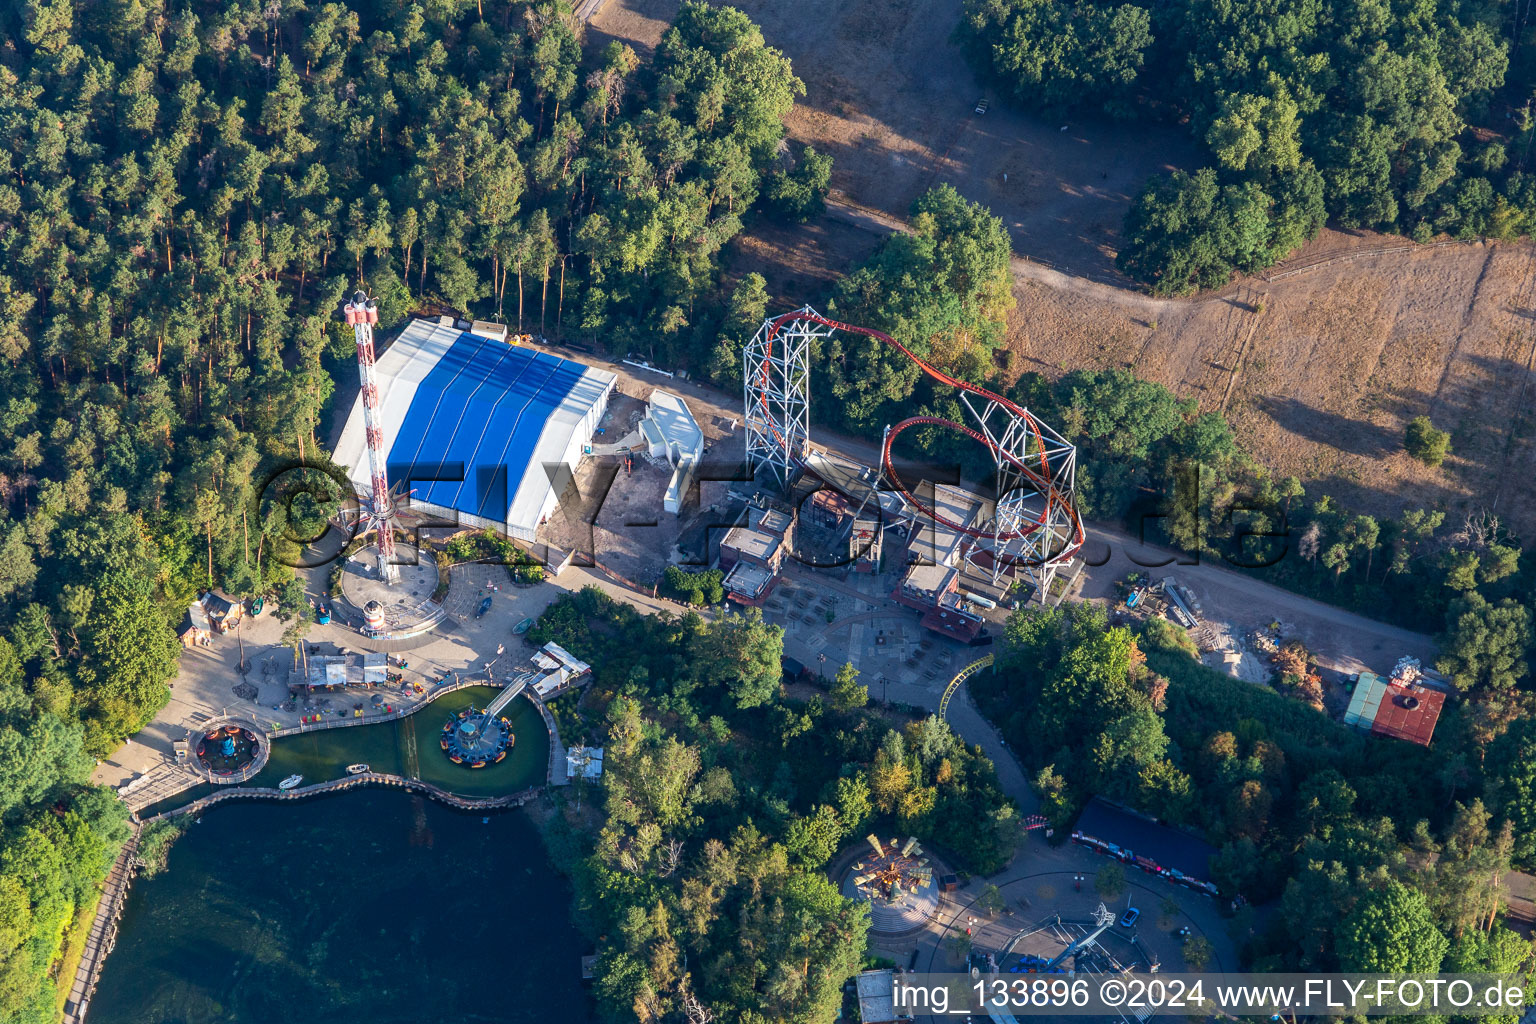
[851,835,935,904]
[340,290,402,585]
[743,307,1085,597]
[440,669,534,768]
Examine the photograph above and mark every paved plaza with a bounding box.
[92,542,713,800]
[767,563,975,699]
[872,832,1237,980]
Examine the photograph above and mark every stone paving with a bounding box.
[336,543,443,634]
[755,558,1243,979]
[93,609,295,791]
[895,833,1239,977]
[767,561,973,701]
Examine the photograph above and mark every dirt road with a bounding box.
[590,0,1536,545]
[589,0,1199,282]
[825,187,1534,548]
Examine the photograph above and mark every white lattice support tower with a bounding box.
[743,306,828,488]
[960,390,1080,596]
[342,290,400,585]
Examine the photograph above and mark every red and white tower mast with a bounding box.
[342,290,400,584]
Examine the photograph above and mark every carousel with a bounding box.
[440,705,515,768]
[195,724,261,778]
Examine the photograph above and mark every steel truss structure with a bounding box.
[958,389,1081,594]
[341,290,400,585]
[743,305,828,488]
[741,307,1083,604]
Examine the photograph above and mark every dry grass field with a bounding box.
[590,0,1536,539]
[1009,233,1536,537]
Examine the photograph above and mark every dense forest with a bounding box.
[974,602,1533,981]
[957,0,1533,292]
[0,0,823,1019]
[696,181,1021,438]
[529,587,1018,1023]
[1028,367,1536,733]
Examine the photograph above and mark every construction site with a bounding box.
[1114,570,1450,746]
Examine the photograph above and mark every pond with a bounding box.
[89,789,593,1024]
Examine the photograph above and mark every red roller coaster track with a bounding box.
[750,309,1085,566]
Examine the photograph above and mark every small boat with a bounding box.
[493,750,507,763]
[449,754,463,764]
[440,738,450,750]
[278,774,303,790]
[513,617,533,634]
[475,596,492,619]
[469,760,486,769]
[346,764,370,775]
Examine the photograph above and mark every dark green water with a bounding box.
[90,790,593,1024]
[139,688,548,818]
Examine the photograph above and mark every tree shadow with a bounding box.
[1251,396,1406,459]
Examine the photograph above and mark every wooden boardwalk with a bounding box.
[126,674,528,813]
[532,695,568,786]
[141,771,542,823]
[62,827,140,1024]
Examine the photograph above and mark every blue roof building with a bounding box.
[334,319,617,542]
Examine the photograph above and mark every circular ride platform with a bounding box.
[193,717,270,784]
[440,706,516,769]
[337,542,446,639]
[841,835,944,935]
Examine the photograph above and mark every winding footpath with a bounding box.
[904,666,1242,977]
